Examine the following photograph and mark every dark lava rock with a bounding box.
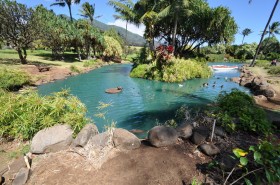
[148,126,178,147]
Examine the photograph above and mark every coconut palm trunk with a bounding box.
[172,14,178,48]
[250,0,279,67]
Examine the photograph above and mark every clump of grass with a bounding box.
[0,68,30,91]
[83,60,97,67]
[70,65,81,73]
[0,89,91,140]
[268,66,280,75]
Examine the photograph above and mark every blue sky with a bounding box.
[17,0,280,45]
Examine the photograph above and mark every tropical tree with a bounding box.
[0,0,39,64]
[265,21,280,38]
[108,0,136,55]
[51,0,81,22]
[250,0,279,67]
[157,0,191,48]
[241,28,253,44]
[80,2,95,24]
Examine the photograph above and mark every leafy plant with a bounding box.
[0,89,91,140]
[0,68,30,91]
[216,89,272,135]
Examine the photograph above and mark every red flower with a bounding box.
[167,45,174,53]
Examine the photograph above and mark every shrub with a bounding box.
[268,66,280,75]
[130,64,150,78]
[103,36,123,58]
[216,89,271,135]
[0,89,91,140]
[0,68,30,91]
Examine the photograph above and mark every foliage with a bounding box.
[132,45,151,65]
[130,58,212,82]
[216,89,272,135]
[134,0,237,56]
[235,43,257,60]
[50,0,81,22]
[0,68,30,91]
[268,66,280,75]
[206,54,225,62]
[241,28,253,44]
[230,139,280,184]
[260,37,280,56]
[103,36,123,58]
[0,89,90,140]
[0,0,40,64]
[79,2,95,24]
[104,28,125,48]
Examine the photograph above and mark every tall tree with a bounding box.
[0,0,39,64]
[157,0,191,48]
[250,0,279,67]
[241,28,253,44]
[80,2,95,24]
[51,0,81,22]
[108,0,136,54]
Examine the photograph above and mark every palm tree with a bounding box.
[157,0,191,48]
[108,0,136,56]
[80,2,95,24]
[265,21,280,38]
[250,0,279,67]
[51,0,81,22]
[241,28,252,44]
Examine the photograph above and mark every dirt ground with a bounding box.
[27,141,210,185]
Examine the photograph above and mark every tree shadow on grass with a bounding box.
[33,52,80,63]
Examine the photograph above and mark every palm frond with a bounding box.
[50,2,66,7]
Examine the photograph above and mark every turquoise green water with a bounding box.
[38,62,248,137]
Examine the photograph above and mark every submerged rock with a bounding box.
[148,126,178,147]
[31,124,73,154]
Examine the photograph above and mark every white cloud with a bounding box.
[107,19,145,37]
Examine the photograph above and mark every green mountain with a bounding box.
[93,19,146,47]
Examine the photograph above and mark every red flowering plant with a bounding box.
[155,45,174,69]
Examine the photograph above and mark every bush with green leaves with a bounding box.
[103,36,123,58]
[216,89,272,135]
[0,68,30,91]
[130,58,212,82]
[0,89,91,140]
[229,140,280,184]
[70,65,81,73]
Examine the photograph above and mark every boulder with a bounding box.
[214,126,227,138]
[113,128,141,150]
[12,168,30,185]
[31,124,73,154]
[199,143,220,156]
[148,126,178,147]
[73,124,99,147]
[191,127,210,145]
[176,123,193,139]
[2,156,28,182]
[87,131,111,148]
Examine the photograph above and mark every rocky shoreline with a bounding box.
[231,65,280,111]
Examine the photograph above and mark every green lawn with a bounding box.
[0,49,87,68]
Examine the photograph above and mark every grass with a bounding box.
[0,89,91,140]
[0,49,85,68]
[268,66,280,75]
[0,67,30,91]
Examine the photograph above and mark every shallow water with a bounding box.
[38,62,248,137]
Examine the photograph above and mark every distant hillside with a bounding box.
[93,19,146,47]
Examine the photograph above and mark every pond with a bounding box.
[38,62,248,137]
